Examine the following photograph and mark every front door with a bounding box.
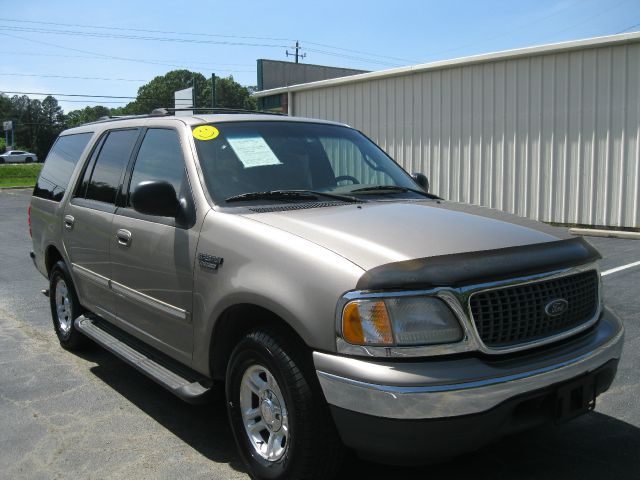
[109,128,196,364]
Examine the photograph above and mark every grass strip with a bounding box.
[0,164,42,187]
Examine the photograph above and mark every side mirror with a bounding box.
[412,172,429,192]
[131,180,179,217]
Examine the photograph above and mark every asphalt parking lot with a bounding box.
[1,187,639,479]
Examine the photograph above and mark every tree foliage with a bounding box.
[0,70,256,158]
[0,94,64,158]
[121,70,256,114]
[65,105,112,128]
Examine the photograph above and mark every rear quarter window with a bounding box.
[33,132,93,202]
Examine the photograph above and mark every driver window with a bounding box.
[319,137,392,186]
[127,128,186,207]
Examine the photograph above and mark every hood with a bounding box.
[241,200,564,271]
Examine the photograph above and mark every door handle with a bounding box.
[116,229,132,246]
[63,215,75,230]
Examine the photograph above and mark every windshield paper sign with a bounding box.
[226,135,282,168]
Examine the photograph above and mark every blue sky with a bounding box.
[1,0,639,112]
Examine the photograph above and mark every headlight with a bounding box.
[341,296,463,346]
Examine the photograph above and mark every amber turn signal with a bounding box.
[342,300,394,345]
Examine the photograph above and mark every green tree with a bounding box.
[65,105,112,128]
[121,70,256,114]
[213,76,257,110]
[0,94,65,159]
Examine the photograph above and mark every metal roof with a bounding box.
[254,31,640,97]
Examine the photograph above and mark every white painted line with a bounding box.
[570,228,640,239]
[602,260,640,276]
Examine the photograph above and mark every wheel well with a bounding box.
[45,246,63,277]
[210,304,309,380]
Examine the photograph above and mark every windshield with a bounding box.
[192,121,423,204]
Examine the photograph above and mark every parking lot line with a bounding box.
[602,260,640,277]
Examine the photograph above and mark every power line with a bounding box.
[1,90,140,99]
[36,98,128,105]
[42,99,128,104]
[0,17,293,42]
[303,47,401,66]
[0,32,243,72]
[547,0,633,37]
[615,21,640,34]
[0,32,262,75]
[0,50,253,68]
[303,41,417,64]
[418,0,581,59]
[0,73,147,82]
[0,17,406,67]
[0,25,290,48]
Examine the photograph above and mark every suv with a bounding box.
[29,111,623,480]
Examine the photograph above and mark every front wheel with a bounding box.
[49,260,88,350]
[226,329,343,480]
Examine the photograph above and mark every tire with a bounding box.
[26,157,33,163]
[49,260,88,350]
[226,329,343,480]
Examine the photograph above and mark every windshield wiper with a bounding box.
[349,185,440,199]
[225,189,363,203]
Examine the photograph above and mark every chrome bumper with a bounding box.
[315,307,624,420]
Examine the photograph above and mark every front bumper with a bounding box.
[314,307,623,460]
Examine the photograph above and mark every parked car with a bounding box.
[0,150,38,163]
[29,111,624,480]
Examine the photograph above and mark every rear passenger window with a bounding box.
[84,129,139,205]
[33,133,93,201]
[127,129,185,206]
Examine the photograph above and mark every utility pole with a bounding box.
[211,73,216,108]
[286,41,306,63]
[192,76,197,109]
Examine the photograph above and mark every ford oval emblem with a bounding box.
[545,298,569,317]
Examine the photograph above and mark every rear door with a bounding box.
[63,128,140,320]
[109,127,196,363]
[31,132,94,276]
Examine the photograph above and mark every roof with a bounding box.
[60,113,347,136]
[254,31,640,97]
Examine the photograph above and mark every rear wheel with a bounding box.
[25,157,33,163]
[226,329,343,480]
[49,260,88,350]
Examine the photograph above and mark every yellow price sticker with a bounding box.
[193,125,219,141]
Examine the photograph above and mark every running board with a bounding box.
[75,316,212,404]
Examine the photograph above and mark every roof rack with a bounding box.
[82,114,152,126]
[151,107,285,116]
[80,107,284,126]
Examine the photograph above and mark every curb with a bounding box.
[0,186,33,190]
[570,228,640,240]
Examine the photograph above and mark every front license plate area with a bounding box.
[554,374,596,424]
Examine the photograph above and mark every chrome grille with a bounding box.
[469,270,599,348]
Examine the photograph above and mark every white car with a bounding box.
[0,150,39,164]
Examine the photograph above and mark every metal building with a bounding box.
[256,60,368,113]
[255,33,640,229]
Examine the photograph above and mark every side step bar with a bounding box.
[75,316,212,404]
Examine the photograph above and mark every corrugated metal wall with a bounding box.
[290,41,640,228]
